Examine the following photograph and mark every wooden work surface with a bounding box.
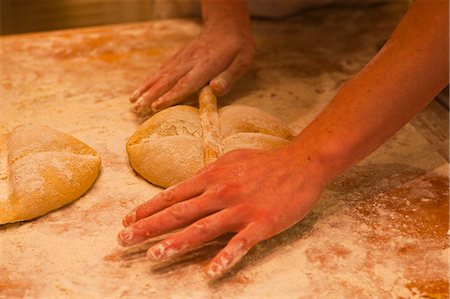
[1,2,448,298]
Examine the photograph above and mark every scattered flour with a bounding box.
[1,4,447,298]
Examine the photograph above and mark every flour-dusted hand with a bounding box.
[130,0,255,114]
[117,146,328,279]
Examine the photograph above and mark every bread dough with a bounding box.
[126,104,294,188]
[0,125,101,224]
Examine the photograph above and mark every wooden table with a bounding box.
[1,2,448,298]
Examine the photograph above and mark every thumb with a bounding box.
[209,53,253,96]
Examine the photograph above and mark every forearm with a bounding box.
[201,0,251,28]
[290,0,449,183]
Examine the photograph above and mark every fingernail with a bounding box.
[131,104,141,114]
[147,243,165,260]
[147,240,174,261]
[117,227,134,246]
[130,90,140,102]
[122,210,136,227]
[151,101,160,112]
[206,263,220,279]
[206,241,247,279]
[206,257,229,279]
[136,96,145,105]
[133,97,146,113]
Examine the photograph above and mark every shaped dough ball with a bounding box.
[126,106,203,188]
[127,104,294,188]
[7,124,97,165]
[0,125,101,224]
[127,135,203,188]
[127,106,201,145]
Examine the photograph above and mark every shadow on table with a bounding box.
[106,210,320,285]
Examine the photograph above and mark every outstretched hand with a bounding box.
[117,146,327,279]
[130,21,255,114]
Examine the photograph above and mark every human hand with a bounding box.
[117,146,328,279]
[130,20,255,115]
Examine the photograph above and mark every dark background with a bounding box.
[0,0,154,35]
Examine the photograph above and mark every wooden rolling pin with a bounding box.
[198,86,222,165]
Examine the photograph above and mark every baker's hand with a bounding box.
[117,146,327,279]
[130,20,255,114]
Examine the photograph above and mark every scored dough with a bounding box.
[127,103,294,188]
[127,106,204,188]
[0,125,101,224]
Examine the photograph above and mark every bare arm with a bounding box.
[292,0,449,181]
[119,0,449,279]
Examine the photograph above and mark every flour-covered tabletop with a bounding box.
[1,2,448,298]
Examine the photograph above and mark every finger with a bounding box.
[133,66,192,114]
[130,49,187,103]
[122,175,207,227]
[210,52,253,96]
[206,222,266,280]
[129,73,159,103]
[150,61,223,112]
[118,192,222,247]
[146,208,242,261]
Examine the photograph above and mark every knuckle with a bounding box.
[212,184,228,198]
[214,183,239,198]
[197,166,217,183]
[142,78,153,88]
[160,188,176,203]
[234,204,252,220]
[177,77,191,90]
[230,233,254,252]
[191,220,210,235]
[235,235,250,248]
[168,203,187,221]
[170,79,193,98]
[159,74,172,88]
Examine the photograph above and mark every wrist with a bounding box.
[278,141,335,190]
[201,0,251,30]
[283,107,364,187]
[285,77,385,185]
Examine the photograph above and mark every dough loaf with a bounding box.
[127,104,294,188]
[0,125,101,224]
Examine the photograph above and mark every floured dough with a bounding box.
[0,125,101,224]
[127,104,294,188]
[127,106,204,188]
